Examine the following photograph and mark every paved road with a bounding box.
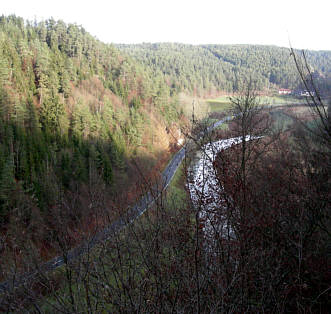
[0,118,224,293]
[0,105,299,292]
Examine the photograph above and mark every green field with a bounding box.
[258,95,302,105]
[206,96,232,113]
[207,95,302,113]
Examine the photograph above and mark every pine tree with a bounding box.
[39,92,65,133]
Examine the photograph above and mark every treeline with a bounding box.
[117,42,331,94]
[0,15,181,227]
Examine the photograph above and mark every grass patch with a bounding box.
[207,95,302,113]
[259,95,302,105]
[206,96,232,113]
[208,101,232,113]
[165,162,187,209]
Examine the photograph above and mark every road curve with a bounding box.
[0,117,231,293]
[0,104,296,292]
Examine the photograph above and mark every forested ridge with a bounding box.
[0,15,183,263]
[117,42,331,94]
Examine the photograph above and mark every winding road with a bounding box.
[0,116,232,293]
[1,100,304,293]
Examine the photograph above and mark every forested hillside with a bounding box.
[0,14,329,312]
[0,15,184,260]
[1,16,331,232]
[117,43,331,94]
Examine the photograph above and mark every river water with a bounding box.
[188,136,259,250]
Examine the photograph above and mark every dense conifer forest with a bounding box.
[117,42,331,94]
[0,15,183,225]
[0,15,186,270]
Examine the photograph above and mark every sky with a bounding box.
[1,0,330,50]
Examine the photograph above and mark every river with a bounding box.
[188,135,260,250]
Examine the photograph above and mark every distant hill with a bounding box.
[116,43,331,94]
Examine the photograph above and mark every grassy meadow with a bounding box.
[206,94,303,113]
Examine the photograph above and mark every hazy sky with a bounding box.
[2,0,330,50]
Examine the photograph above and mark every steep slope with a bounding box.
[0,16,184,270]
